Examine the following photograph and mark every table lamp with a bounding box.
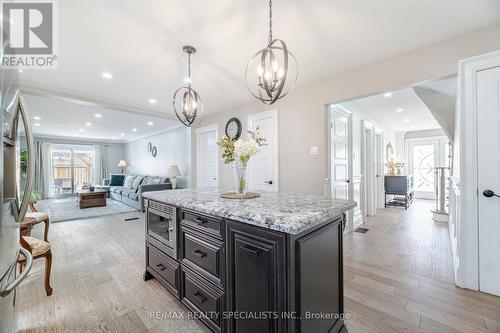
[118,160,127,174]
[168,165,181,189]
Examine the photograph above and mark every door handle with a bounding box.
[240,245,261,256]
[264,180,273,185]
[193,291,207,304]
[483,190,500,198]
[192,249,207,258]
[343,180,351,183]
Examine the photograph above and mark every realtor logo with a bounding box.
[1,0,57,69]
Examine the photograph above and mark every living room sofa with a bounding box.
[102,174,172,211]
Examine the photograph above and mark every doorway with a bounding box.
[196,124,218,190]
[247,110,278,192]
[51,145,94,197]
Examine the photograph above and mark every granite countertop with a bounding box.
[142,189,356,235]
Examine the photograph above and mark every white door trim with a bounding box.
[361,120,376,216]
[195,124,218,190]
[247,109,279,192]
[454,50,500,291]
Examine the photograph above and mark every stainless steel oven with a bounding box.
[145,200,177,259]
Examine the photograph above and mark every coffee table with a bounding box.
[77,189,107,208]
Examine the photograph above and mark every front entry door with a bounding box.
[477,65,500,296]
[248,110,278,192]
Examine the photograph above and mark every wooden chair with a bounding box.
[18,209,53,296]
[18,234,53,296]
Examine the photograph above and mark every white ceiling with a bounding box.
[340,85,445,132]
[22,95,180,142]
[17,0,500,118]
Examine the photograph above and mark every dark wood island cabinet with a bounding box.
[142,190,355,333]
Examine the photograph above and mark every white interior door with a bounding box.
[375,132,385,209]
[477,65,500,296]
[196,125,218,189]
[331,109,351,201]
[248,110,278,192]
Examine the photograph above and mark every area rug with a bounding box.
[35,197,137,223]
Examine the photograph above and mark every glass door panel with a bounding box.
[51,146,94,196]
[412,144,436,195]
[52,148,73,196]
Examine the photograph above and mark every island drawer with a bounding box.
[180,265,224,332]
[180,225,224,288]
[147,244,179,297]
[181,209,223,239]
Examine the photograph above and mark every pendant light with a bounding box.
[173,46,204,127]
[245,0,298,105]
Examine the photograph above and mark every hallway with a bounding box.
[343,200,500,332]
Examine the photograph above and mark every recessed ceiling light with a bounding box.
[33,116,41,120]
[132,128,138,132]
[147,121,154,126]
[111,137,117,140]
[410,125,416,129]
[79,129,85,133]
[183,77,191,84]
[148,98,157,104]
[34,123,41,127]
[404,118,410,123]
[18,69,23,73]
[85,122,92,126]
[383,92,392,98]
[94,113,102,118]
[101,72,113,79]
[396,108,403,113]
[120,132,125,136]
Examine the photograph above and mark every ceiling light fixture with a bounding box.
[396,108,403,112]
[79,129,84,133]
[384,92,392,98]
[33,116,41,120]
[101,72,113,79]
[149,98,157,104]
[33,123,41,127]
[18,69,23,73]
[173,45,204,127]
[404,118,410,123]
[132,128,138,132]
[94,113,102,118]
[85,122,92,126]
[120,132,125,136]
[111,137,117,140]
[147,121,154,126]
[245,0,298,105]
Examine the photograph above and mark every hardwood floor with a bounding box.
[343,200,500,333]
[11,201,500,332]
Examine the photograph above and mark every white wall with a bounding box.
[338,102,397,178]
[124,126,190,187]
[191,24,500,195]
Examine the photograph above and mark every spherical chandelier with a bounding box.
[245,0,298,105]
[173,46,204,127]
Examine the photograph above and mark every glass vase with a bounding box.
[233,159,248,196]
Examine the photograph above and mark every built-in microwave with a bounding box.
[145,200,177,259]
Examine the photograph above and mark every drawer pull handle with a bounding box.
[194,217,207,224]
[156,263,166,271]
[240,246,261,256]
[193,249,207,258]
[193,291,207,304]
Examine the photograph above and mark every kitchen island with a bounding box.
[142,190,356,333]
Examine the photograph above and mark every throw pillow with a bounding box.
[123,175,136,189]
[132,176,145,190]
[109,174,125,186]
